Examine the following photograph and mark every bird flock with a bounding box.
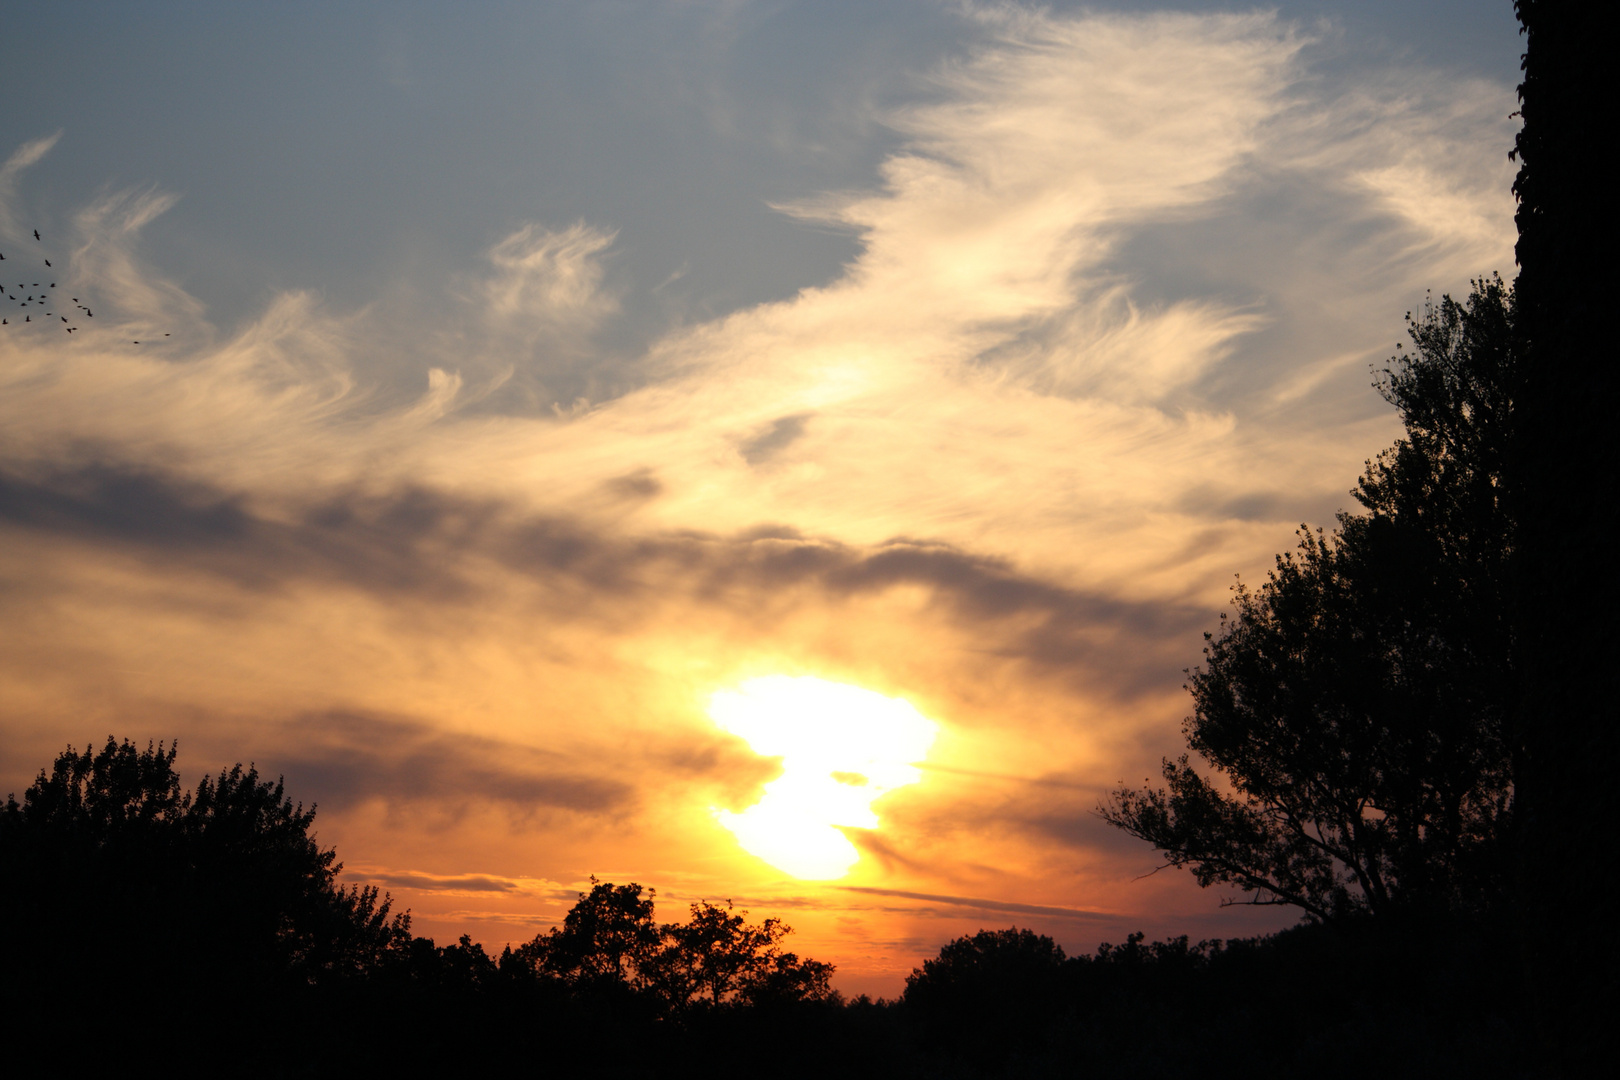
[1,227,169,343]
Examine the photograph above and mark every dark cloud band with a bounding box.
[1,456,1205,697]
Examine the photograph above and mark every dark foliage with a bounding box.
[901,928,1070,1069]
[0,741,849,1073]
[1102,278,1520,922]
[896,919,1534,1079]
[0,738,410,1061]
[500,877,836,1013]
[0,737,1542,1077]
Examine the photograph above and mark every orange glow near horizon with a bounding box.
[709,676,938,879]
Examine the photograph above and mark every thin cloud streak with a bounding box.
[839,886,1114,923]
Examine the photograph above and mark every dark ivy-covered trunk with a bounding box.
[1510,1,1617,1071]
[1509,0,1613,1075]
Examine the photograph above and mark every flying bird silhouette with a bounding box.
[33,230,40,240]
[44,260,51,267]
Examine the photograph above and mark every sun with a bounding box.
[709,675,938,880]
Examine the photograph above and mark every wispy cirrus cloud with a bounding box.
[0,131,60,239]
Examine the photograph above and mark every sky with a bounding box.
[0,1,1521,996]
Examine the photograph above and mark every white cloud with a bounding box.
[0,131,61,239]
[482,221,619,330]
[69,187,209,340]
[0,7,1517,596]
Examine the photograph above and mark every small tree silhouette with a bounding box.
[509,881,835,1014]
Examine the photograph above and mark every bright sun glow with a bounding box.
[709,675,938,880]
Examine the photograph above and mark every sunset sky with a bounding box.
[0,1,1520,996]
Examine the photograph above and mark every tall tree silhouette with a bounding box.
[1510,1,1615,1069]
[1102,279,1519,921]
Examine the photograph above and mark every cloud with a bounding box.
[739,413,812,465]
[0,462,254,548]
[68,188,210,340]
[838,885,1113,923]
[342,867,584,901]
[0,455,1202,694]
[270,710,633,820]
[0,462,478,597]
[463,221,625,411]
[602,468,663,501]
[0,7,1514,609]
[360,870,525,893]
[0,132,61,238]
[483,221,618,329]
[764,10,1301,402]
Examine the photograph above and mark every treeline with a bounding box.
[0,738,841,1070]
[1,737,1536,1077]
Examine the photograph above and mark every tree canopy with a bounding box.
[0,736,408,997]
[1101,277,1520,922]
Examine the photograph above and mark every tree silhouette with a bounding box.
[653,898,770,1006]
[1102,278,1520,922]
[507,879,835,1014]
[520,878,663,994]
[0,737,409,1008]
[903,927,1067,1016]
[901,928,1069,1068]
[653,899,835,1008]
